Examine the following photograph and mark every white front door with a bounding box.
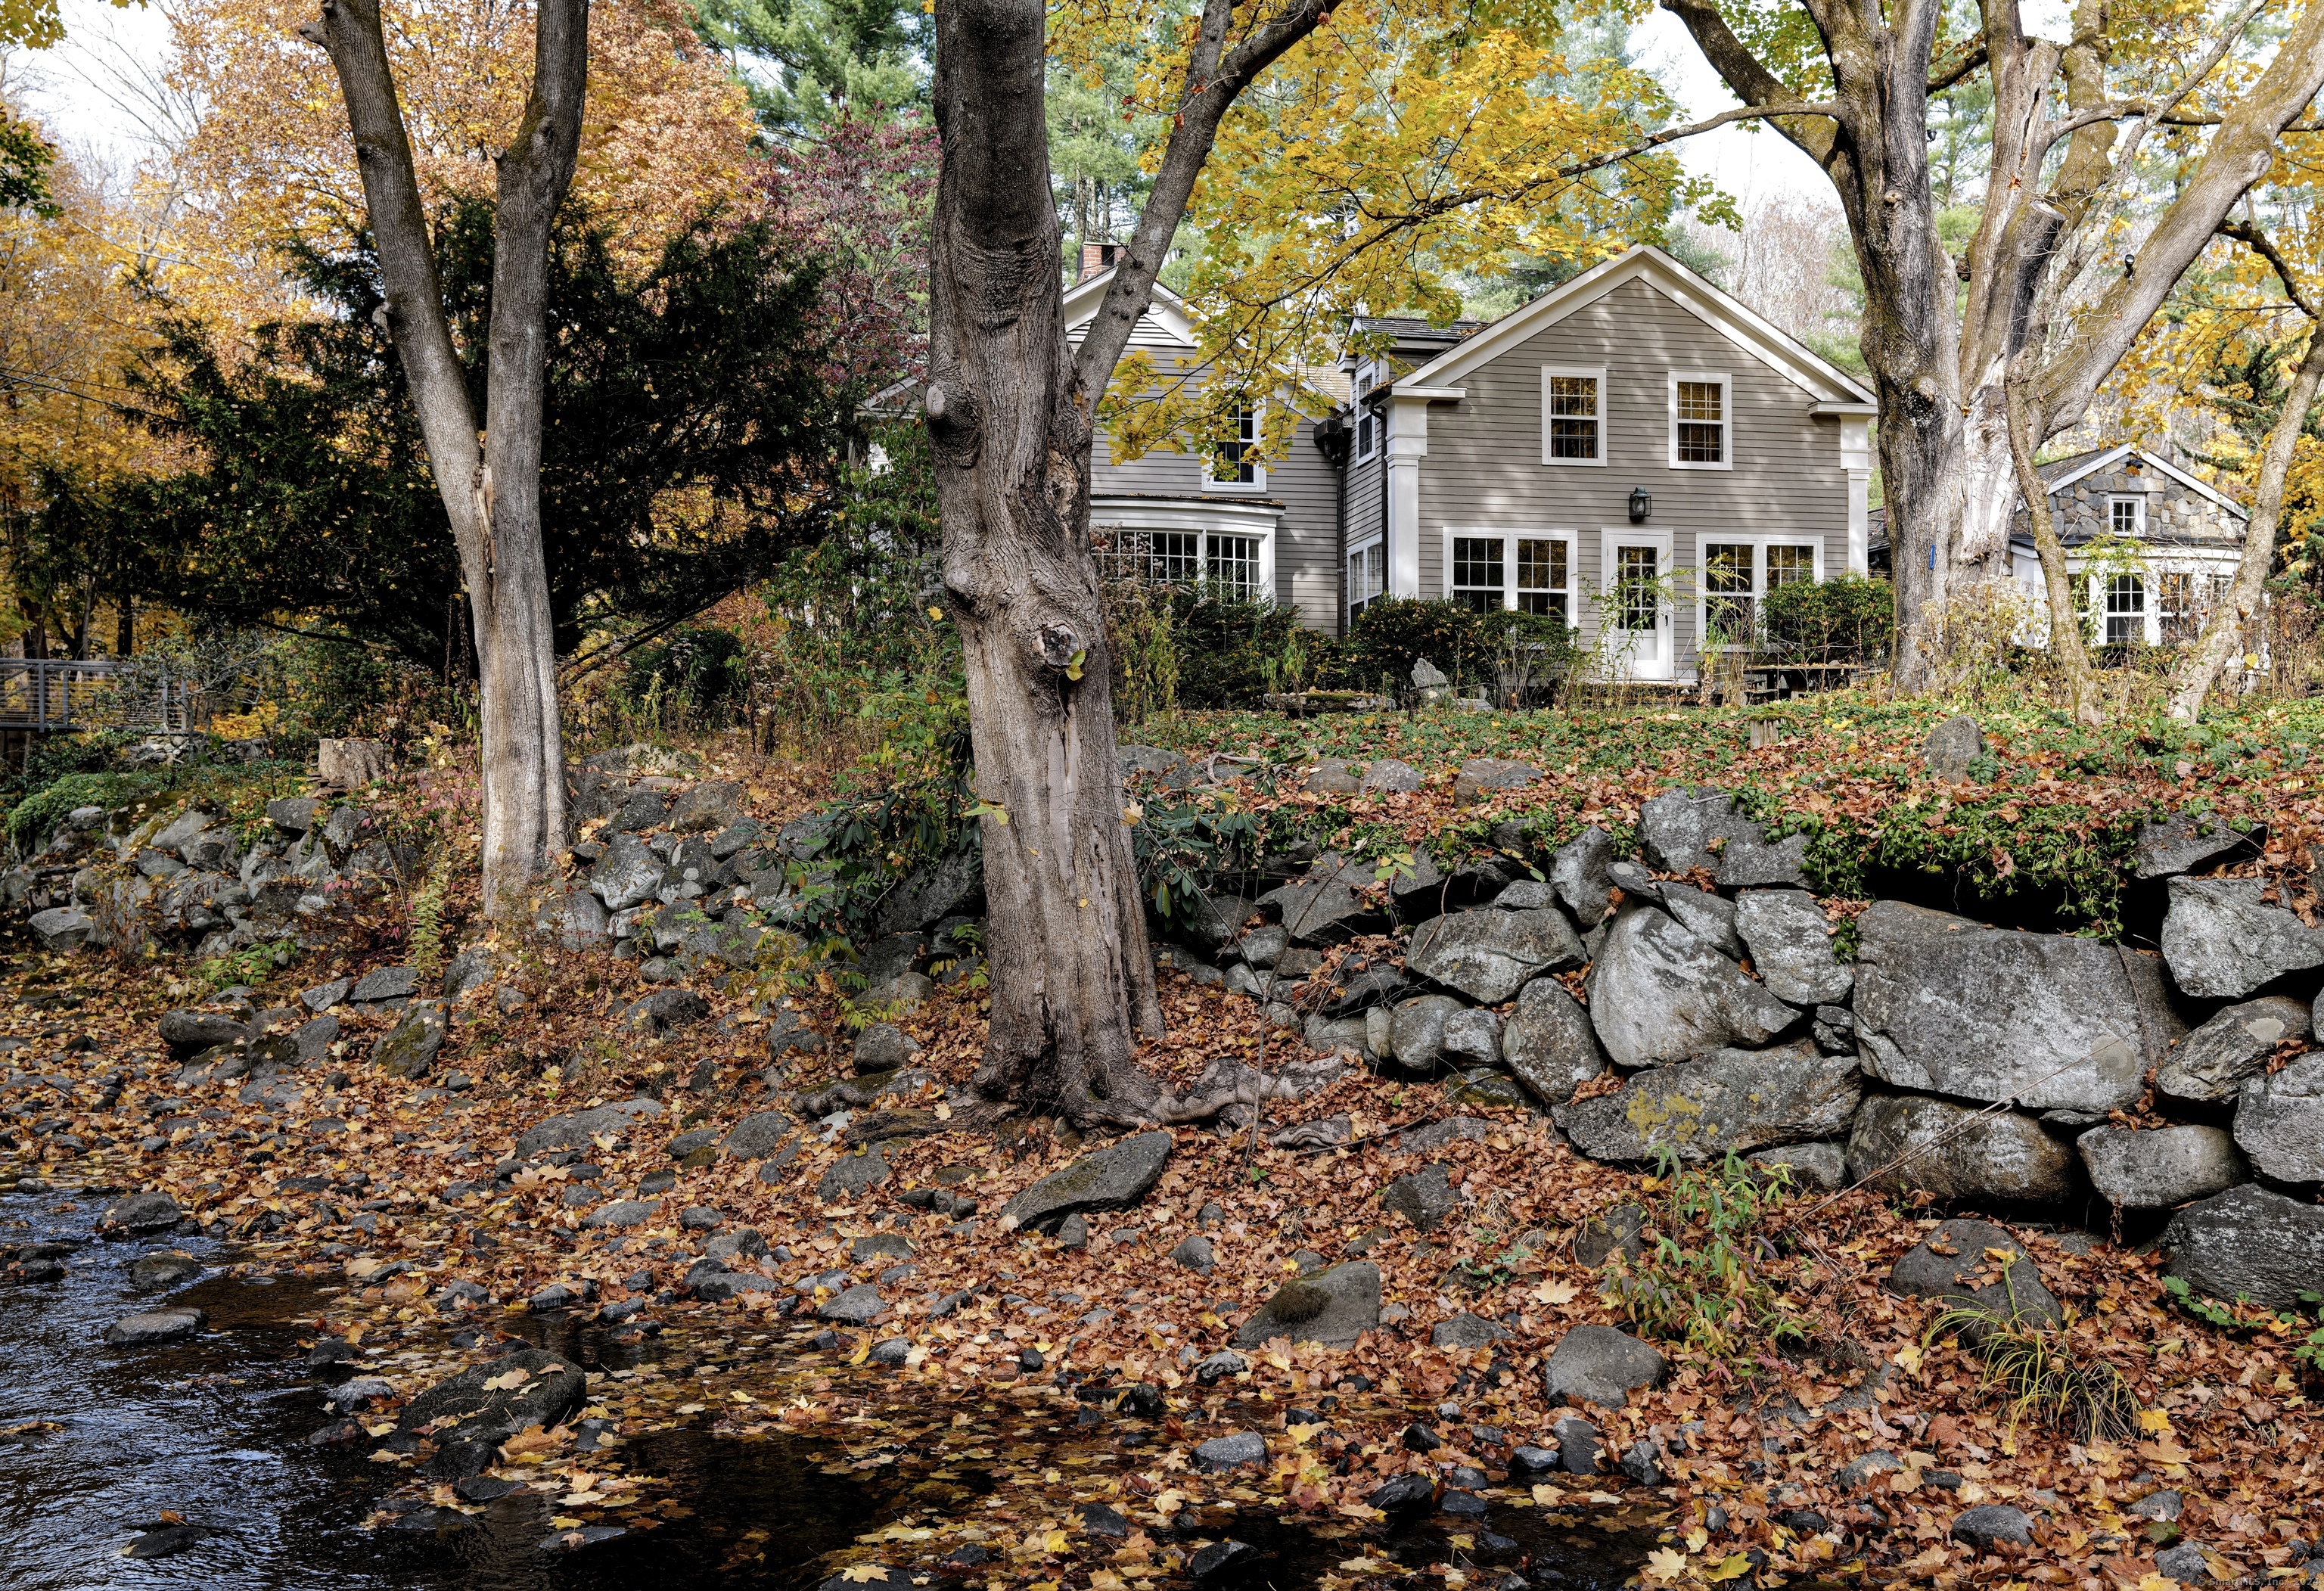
[1602,528,1673,680]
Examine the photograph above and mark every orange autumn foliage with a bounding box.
[167,0,753,309]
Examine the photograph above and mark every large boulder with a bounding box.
[2157,996,2310,1104]
[1585,902,1797,1068]
[1637,788,1745,874]
[160,1008,251,1059]
[720,1111,798,1162]
[1550,827,1617,926]
[669,781,747,834]
[998,1131,1173,1235]
[1852,901,2168,1112]
[2232,1052,2324,1182]
[1453,757,1539,806]
[2078,1126,2248,1210]
[590,832,666,912]
[1232,1261,1381,1349]
[514,1098,663,1159]
[393,1347,588,1477]
[1543,1325,1667,1408]
[100,1190,184,1235]
[373,1002,449,1080]
[1552,1043,1860,1163]
[2135,813,2245,881]
[1384,995,1465,1071]
[1846,1095,2081,1203]
[1887,1218,2061,1328]
[29,907,97,951]
[536,890,610,950]
[1257,854,1372,945]
[1500,977,1608,1105]
[2161,1185,2324,1312]
[1380,1165,1458,1231]
[1404,908,1583,1004]
[621,989,711,1035]
[2160,877,2324,1000]
[1733,890,1853,1007]
[1661,887,1741,958]
[875,850,983,937]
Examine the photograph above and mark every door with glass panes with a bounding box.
[1601,529,1672,679]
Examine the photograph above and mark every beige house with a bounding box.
[1070,243,1878,682]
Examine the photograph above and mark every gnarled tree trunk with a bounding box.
[929,0,1323,1124]
[303,0,583,913]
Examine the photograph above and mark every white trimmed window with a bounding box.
[1210,408,1264,490]
[2103,573,2145,645]
[1355,407,1378,461]
[1696,539,1818,646]
[1348,539,1385,622]
[1540,367,1606,465]
[2108,496,2145,538]
[1207,534,1263,599]
[1441,530,1577,623]
[1669,372,1733,469]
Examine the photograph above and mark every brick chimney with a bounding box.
[1078,241,1120,281]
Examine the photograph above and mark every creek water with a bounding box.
[0,1187,1657,1591]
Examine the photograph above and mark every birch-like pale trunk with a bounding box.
[301,0,586,915]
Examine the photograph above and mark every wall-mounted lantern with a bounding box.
[1627,486,1652,524]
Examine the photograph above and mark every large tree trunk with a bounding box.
[303,0,585,913]
[929,0,1164,1125]
[2169,327,2324,722]
[928,0,1325,1124]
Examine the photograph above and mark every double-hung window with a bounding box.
[1697,539,1817,648]
[2108,496,2145,539]
[1540,367,1606,464]
[1348,541,1385,622]
[2103,573,2146,645]
[1211,408,1263,489]
[1444,531,1576,623]
[1669,372,1732,468]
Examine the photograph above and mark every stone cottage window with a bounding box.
[2108,496,2145,538]
[2104,573,2146,645]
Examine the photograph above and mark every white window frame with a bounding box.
[1090,504,1279,604]
[1692,536,1822,651]
[1353,403,1378,463]
[2098,570,2148,647]
[1347,536,1386,623]
[1540,365,1608,467]
[1668,371,1734,471]
[1207,406,1268,494]
[2107,495,2146,539]
[1437,527,1580,623]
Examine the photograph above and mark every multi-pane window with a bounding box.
[1516,539,1570,621]
[1673,377,1728,465]
[1149,531,1201,585]
[2159,571,2199,645]
[1213,409,1260,485]
[1616,545,1661,631]
[1546,373,1601,461]
[1766,545,1814,590]
[2104,573,2145,645]
[1451,536,1506,614]
[2109,497,2145,539]
[1698,542,1817,648]
[1207,534,1262,598]
[1356,412,1377,461]
[1348,542,1385,621]
[1702,542,1755,640]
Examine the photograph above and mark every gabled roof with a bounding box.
[1062,266,1198,346]
[2038,443,2248,520]
[1393,244,1878,409]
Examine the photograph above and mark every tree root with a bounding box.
[1145,1055,1348,1125]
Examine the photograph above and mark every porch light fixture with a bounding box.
[1627,486,1651,523]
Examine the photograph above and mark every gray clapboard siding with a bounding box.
[1415,277,1850,669]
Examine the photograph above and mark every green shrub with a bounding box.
[626,626,747,712]
[1341,598,1490,693]
[1167,586,1310,708]
[1759,573,1894,663]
